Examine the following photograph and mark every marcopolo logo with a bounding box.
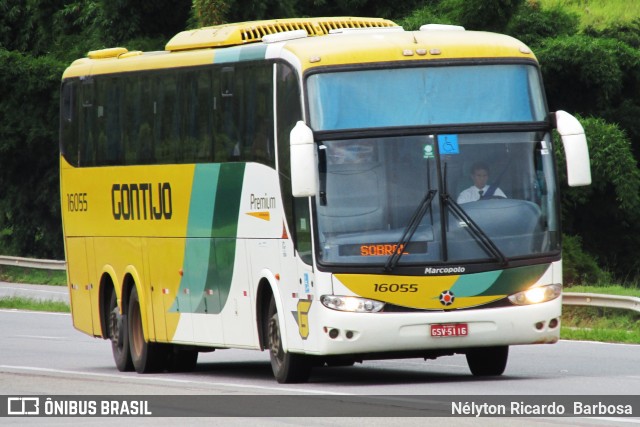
[439,290,456,306]
[424,266,466,275]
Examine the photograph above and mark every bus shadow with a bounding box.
[194,360,275,381]
[192,359,522,386]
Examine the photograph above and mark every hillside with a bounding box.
[539,0,640,29]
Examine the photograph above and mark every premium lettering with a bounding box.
[250,193,276,210]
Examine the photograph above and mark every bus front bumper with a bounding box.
[303,298,561,356]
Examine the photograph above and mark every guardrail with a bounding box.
[0,255,66,271]
[1,256,639,313]
[563,292,640,314]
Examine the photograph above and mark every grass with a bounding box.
[561,283,639,344]
[0,264,67,286]
[0,265,70,312]
[564,284,640,297]
[561,305,640,344]
[539,0,640,29]
[0,296,69,313]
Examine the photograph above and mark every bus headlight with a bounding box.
[508,284,562,305]
[321,295,385,313]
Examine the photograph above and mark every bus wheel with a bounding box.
[267,298,311,383]
[465,346,509,376]
[108,291,133,371]
[128,286,167,373]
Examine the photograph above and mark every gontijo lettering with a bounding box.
[111,182,172,220]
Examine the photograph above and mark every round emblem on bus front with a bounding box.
[439,290,455,306]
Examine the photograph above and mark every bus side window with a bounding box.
[80,78,95,166]
[61,81,79,166]
[276,63,309,263]
[221,67,234,97]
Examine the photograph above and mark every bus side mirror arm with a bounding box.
[290,121,319,197]
[555,110,592,187]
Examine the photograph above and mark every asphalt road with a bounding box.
[1,283,638,426]
[1,308,639,426]
[0,281,68,303]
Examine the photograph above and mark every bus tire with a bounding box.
[128,286,167,373]
[108,291,133,372]
[465,346,509,376]
[267,297,311,383]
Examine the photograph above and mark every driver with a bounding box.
[457,161,506,204]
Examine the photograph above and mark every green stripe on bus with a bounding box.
[449,270,502,297]
[197,163,245,313]
[450,264,550,298]
[187,164,219,237]
[478,264,550,296]
[214,44,268,64]
[172,163,246,314]
[211,163,245,237]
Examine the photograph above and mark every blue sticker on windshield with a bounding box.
[438,134,460,155]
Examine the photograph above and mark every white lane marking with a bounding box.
[0,309,69,316]
[588,418,640,424]
[559,339,640,347]
[0,286,66,295]
[13,335,68,340]
[0,365,350,395]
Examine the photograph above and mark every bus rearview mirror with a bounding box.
[290,121,319,197]
[555,110,592,187]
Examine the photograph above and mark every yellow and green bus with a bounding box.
[60,17,591,383]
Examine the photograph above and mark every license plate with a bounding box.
[430,323,468,337]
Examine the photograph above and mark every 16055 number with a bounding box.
[373,283,418,293]
[67,192,88,212]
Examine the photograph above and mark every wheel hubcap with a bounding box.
[268,316,283,362]
[109,308,123,346]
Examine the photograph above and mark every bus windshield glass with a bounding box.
[307,64,546,131]
[314,131,559,267]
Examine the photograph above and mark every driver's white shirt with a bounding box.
[457,185,506,204]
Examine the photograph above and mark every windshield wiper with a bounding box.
[443,194,508,266]
[384,189,437,272]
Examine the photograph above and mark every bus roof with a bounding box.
[165,17,397,51]
[62,17,536,79]
[283,28,536,70]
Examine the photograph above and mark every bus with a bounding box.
[59,17,591,383]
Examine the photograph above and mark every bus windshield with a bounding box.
[307,64,546,131]
[315,131,559,267]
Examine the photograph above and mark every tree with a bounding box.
[436,0,524,32]
[300,0,425,21]
[0,0,36,53]
[555,117,640,281]
[100,0,191,42]
[192,0,230,26]
[536,35,639,117]
[506,1,579,46]
[0,49,65,258]
[192,0,298,26]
